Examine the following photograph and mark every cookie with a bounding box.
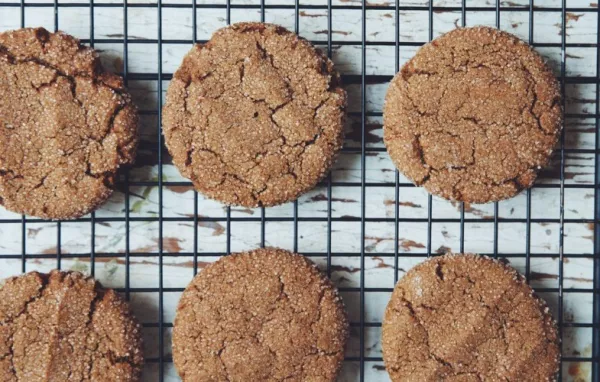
[383,27,561,203]
[382,253,559,381]
[0,28,138,219]
[172,248,349,381]
[163,22,346,207]
[0,270,144,381]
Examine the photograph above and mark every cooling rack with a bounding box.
[0,0,598,380]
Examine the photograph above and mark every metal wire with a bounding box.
[558,1,567,378]
[359,0,367,377]
[156,1,165,379]
[594,3,600,380]
[0,1,598,381]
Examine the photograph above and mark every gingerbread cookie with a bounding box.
[0,270,144,381]
[384,27,561,203]
[0,28,138,219]
[382,253,559,381]
[163,22,346,207]
[172,248,349,381]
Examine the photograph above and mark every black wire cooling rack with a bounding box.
[0,0,599,381]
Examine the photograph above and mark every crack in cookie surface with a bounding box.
[0,270,144,381]
[172,248,349,381]
[382,253,559,382]
[162,22,346,207]
[383,27,562,203]
[0,27,138,219]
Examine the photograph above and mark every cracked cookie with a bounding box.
[382,253,559,381]
[162,22,346,207]
[0,28,138,219]
[172,247,349,381]
[0,270,144,381]
[383,27,561,203]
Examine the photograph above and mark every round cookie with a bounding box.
[383,27,562,203]
[163,22,346,207]
[0,270,144,381]
[0,28,138,219]
[382,253,559,381]
[172,248,349,381]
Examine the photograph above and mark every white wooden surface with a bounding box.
[0,1,598,381]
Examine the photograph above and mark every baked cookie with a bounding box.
[383,27,561,203]
[172,248,349,381]
[163,22,346,207]
[382,253,559,381]
[0,28,138,219]
[0,270,144,381]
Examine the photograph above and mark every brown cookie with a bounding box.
[0,270,144,381]
[382,253,559,381]
[163,22,346,207]
[383,27,561,203]
[0,28,138,219]
[172,248,349,381]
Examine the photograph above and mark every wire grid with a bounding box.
[0,0,598,381]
